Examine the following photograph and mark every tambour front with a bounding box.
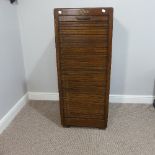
[54,8,113,129]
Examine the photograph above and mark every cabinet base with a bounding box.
[62,117,107,129]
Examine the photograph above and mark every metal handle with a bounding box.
[76,17,91,20]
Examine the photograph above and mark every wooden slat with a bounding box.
[63,103,105,119]
[60,35,108,43]
[61,55,108,68]
[61,68,107,75]
[60,42,108,48]
[60,47,108,55]
[64,117,106,128]
[59,29,108,35]
[62,71,106,80]
[60,21,109,27]
[62,80,105,89]
[59,16,108,22]
[62,87,105,94]
[63,94,105,104]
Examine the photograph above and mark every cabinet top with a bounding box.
[54,8,113,16]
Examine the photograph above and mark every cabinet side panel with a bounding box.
[105,8,113,123]
[54,9,65,126]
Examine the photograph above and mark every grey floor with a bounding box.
[0,101,155,155]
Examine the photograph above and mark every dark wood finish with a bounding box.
[54,8,113,129]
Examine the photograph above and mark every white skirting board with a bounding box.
[110,95,154,104]
[0,92,154,134]
[28,92,59,101]
[0,94,28,134]
[28,92,154,104]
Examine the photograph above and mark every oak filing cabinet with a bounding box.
[54,8,113,129]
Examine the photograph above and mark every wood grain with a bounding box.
[54,8,113,129]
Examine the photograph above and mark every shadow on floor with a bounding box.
[28,100,62,127]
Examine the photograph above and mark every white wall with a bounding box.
[18,0,155,96]
[0,1,26,119]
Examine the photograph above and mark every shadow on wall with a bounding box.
[27,38,58,92]
[110,18,129,95]
[153,80,155,97]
